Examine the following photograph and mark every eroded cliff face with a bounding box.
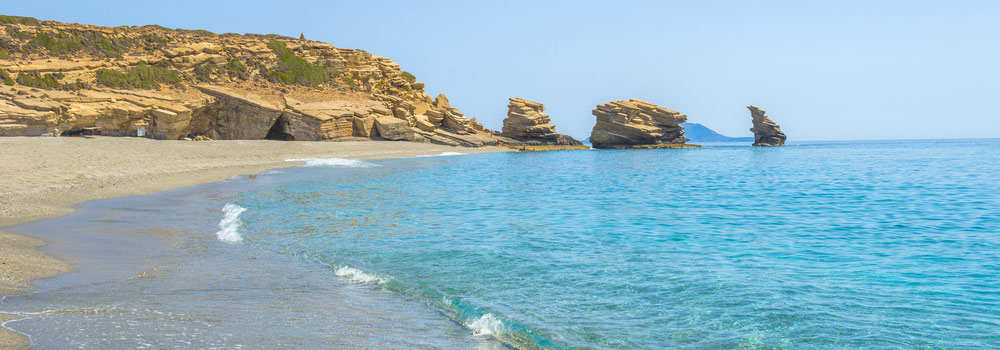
[0,16,491,146]
[747,105,786,146]
[589,99,691,149]
[500,98,581,146]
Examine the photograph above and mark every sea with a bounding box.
[3,139,999,349]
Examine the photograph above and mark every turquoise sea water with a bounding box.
[229,140,1000,349]
[6,139,1000,349]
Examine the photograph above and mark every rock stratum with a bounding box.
[747,105,786,146]
[589,99,693,149]
[500,98,581,147]
[0,16,495,146]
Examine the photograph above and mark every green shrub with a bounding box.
[226,58,246,73]
[175,28,215,37]
[401,71,416,83]
[5,27,31,41]
[28,32,81,54]
[343,76,357,87]
[140,34,169,43]
[142,25,172,32]
[0,15,40,25]
[265,40,338,86]
[16,71,62,89]
[225,58,249,80]
[95,62,180,89]
[26,30,130,57]
[193,62,217,82]
[0,68,14,86]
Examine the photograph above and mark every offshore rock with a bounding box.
[589,99,690,149]
[748,105,786,146]
[500,98,581,146]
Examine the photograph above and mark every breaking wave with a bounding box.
[334,265,388,284]
[416,152,466,157]
[215,203,246,243]
[285,158,379,168]
[466,313,506,336]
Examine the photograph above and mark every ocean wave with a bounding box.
[285,158,379,168]
[466,313,506,337]
[215,203,246,243]
[416,152,466,157]
[334,266,388,284]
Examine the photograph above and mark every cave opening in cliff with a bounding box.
[264,115,295,141]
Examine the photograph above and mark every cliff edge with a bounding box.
[0,15,494,146]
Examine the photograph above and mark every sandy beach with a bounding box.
[0,137,503,349]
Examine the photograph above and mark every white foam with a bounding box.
[285,158,379,168]
[416,152,466,157]
[335,266,387,284]
[215,203,246,243]
[466,313,505,336]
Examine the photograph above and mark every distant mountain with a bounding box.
[681,123,754,142]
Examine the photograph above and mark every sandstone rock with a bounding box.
[413,114,436,132]
[441,108,475,134]
[353,116,376,137]
[434,94,450,109]
[373,117,416,141]
[0,17,497,145]
[501,98,582,146]
[589,99,689,149]
[748,105,786,146]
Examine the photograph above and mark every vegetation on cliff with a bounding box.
[0,15,496,147]
[265,40,338,86]
[95,62,180,89]
[0,68,14,85]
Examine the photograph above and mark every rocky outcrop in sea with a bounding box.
[747,105,786,146]
[588,99,692,149]
[499,98,581,146]
[0,16,493,147]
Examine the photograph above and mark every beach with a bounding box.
[0,137,503,349]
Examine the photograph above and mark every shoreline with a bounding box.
[0,137,506,349]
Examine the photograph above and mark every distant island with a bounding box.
[680,123,754,142]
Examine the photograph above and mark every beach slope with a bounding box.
[0,137,503,348]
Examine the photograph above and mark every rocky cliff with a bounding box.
[500,97,581,146]
[589,99,693,149]
[747,105,786,146]
[0,16,494,146]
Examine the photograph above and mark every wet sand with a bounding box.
[0,137,504,348]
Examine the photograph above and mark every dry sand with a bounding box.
[0,136,504,348]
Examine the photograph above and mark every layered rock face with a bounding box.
[747,105,786,146]
[0,16,492,146]
[589,99,689,149]
[500,98,581,146]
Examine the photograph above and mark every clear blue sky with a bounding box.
[7,1,999,140]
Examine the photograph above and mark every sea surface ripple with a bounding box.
[231,140,1000,349]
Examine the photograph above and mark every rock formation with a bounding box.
[588,99,691,149]
[0,16,494,147]
[500,98,581,146]
[747,105,786,146]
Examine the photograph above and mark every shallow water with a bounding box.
[3,178,506,349]
[6,139,1000,349]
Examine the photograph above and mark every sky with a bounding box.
[5,0,999,140]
